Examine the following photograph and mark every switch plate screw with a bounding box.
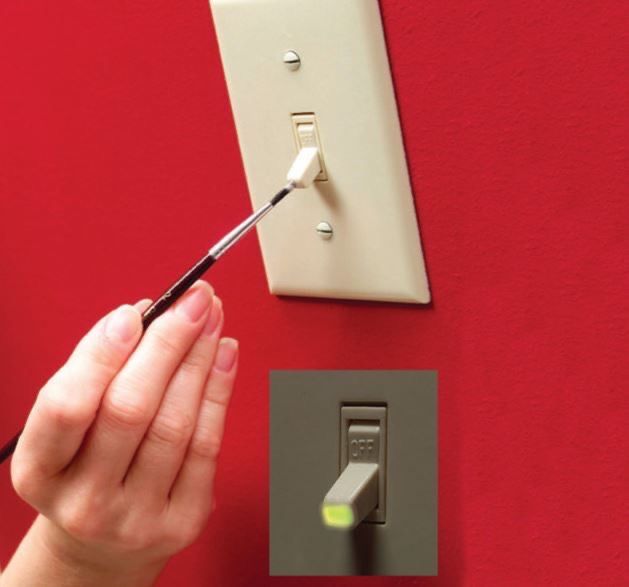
[283,50,301,71]
[316,221,333,240]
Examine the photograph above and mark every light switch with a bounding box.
[291,113,327,181]
[321,405,387,529]
[211,0,431,303]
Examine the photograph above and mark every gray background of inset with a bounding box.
[270,370,437,576]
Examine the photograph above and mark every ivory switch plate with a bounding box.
[211,0,430,303]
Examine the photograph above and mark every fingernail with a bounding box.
[176,283,212,323]
[203,297,223,336]
[105,305,140,343]
[214,338,238,372]
[134,298,153,313]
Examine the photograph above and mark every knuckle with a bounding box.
[11,461,39,503]
[148,326,184,358]
[39,381,94,430]
[205,387,231,409]
[169,522,204,549]
[73,342,120,385]
[178,350,210,377]
[147,411,194,448]
[189,425,222,460]
[59,500,102,541]
[100,389,152,431]
[114,519,162,552]
[58,486,114,541]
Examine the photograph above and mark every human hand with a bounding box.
[6,281,237,586]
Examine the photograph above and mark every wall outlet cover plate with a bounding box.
[270,371,437,576]
[211,0,430,303]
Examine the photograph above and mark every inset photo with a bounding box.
[270,370,437,576]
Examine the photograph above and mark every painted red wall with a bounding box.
[1,1,627,585]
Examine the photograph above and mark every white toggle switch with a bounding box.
[291,113,327,181]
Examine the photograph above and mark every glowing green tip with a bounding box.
[321,503,354,529]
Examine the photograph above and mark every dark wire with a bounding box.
[0,432,20,464]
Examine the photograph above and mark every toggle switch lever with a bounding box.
[321,420,382,530]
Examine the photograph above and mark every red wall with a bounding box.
[1,1,627,585]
